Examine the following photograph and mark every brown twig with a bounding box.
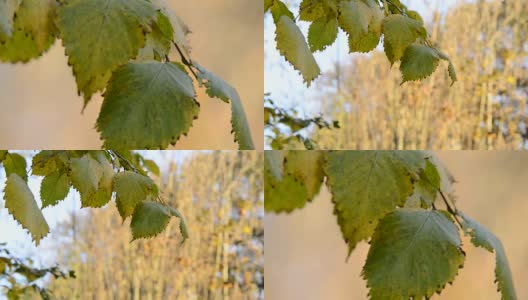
[438,189,464,228]
[385,0,405,14]
[172,41,199,81]
[107,150,140,174]
[419,165,464,228]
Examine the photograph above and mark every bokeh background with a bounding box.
[0,1,263,150]
[265,151,528,299]
[0,151,264,299]
[265,0,528,150]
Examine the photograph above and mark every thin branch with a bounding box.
[157,195,167,205]
[107,150,140,174]
[106,150,119,169]
[418,164,463,228]
[172,41,199,80]
[294,0,317,21]
[385,0,405,14]
[438,189,464,228]
[438,189,456,214]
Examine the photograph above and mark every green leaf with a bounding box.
[0,150,7,162]
[264,0,273,12]
[405,159,440,208]
[428,153,457,201]
[142,159,160,176]
[436,49,458,85]
[406,10,424,24]
[136,11,173,61]
[16,0,56,48]
[382,14,426,64]
[269,0,294,23]
[69,155,103,208]
[113,171,158,220]
[96,61,199,149]
[264,150,284,180]
[347,26,381,53]
[31,150,67,176]
[154,10,174,40]
[4,174,49,245]
[3,153,27,182]
[363,209,465,300]
[347,0,383,53]
[275,16,320,86]
[299,0,323,21]
[13,264,47,282]
[194,64,255,150]
[130,201,170,240]
[86,151,114,208]
[0,257,8,273]
[284,150,324,196]
[339,0,382,53]
[447,61,457,84]
[324,151,427,253]
[264,150,323,213]
[0,0,20,39]
[383,40,396,65]
[0,0,57,63]
[40,172,70,208]
[114,150,147,175]
[460,212,517,300]
[265,171,311,213]
[149,0,191,57]
[168,206,189,242]
[338,0,371,40]
[400,43,440,83]
[299,0,330,22]
[422,158,441,189]
[56,0,156,103]
[308,16,338,52]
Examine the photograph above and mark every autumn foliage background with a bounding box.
[46,151,264,299]
[1,151,264,299]
[273,0,527,150]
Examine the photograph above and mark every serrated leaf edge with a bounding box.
[323,151,427,254]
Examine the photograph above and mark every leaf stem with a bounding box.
[438,189,463,228]
[419,162,463,228]
[107,150,140,174]
[384,0,405,14]
[294,0,316,21]
[172,41,199,81]
[381,0,389,15]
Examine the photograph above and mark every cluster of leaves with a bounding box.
[265,0,457,86]
[265,150,517,299]
[0,150,188,245]
[0,242,74,300]
[46,151,264,299]
[307,0,528,150]
[0,0,254,149]
[265,95,339,149]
